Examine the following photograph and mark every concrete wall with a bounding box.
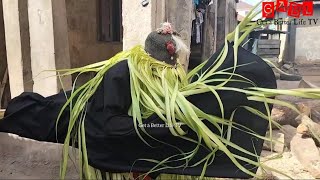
[294,8,320,65]
[202,0,218,60]
[122,0,156,50]
[3,0,73,97]
[0,133,78,179]
[227,0,237,34]
[52,0,72,91]
[295,26,320,64]
[165,0,193,48]
[3,0,123,95]
[28,0,58,97]
[217,0,238,50]
[66,0,123,69]
[2,0,25,97]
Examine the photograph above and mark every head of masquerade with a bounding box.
[144,22,190,68]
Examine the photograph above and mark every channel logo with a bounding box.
[262,0,314,18]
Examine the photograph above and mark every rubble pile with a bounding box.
[259,97,320,179]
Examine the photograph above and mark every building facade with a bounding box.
[0,0,238,107]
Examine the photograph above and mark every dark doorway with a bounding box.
[98,0,123,42]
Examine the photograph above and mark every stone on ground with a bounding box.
[296,124,309,135]
[281,125,296,149]
[263,130,285,153]
[290,134,320,179]
[271,106,299,127]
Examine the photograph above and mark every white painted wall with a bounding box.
[28,0,58,96]
[294,8,320,64]
[295,26,320,64]
[122,0,155,50]
[2,0,24,98]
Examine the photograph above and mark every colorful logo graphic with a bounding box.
[262,0,314,18]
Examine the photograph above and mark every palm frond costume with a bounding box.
[1,2,320,180]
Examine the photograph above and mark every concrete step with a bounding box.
[301,76,320,87]
[0,133,79,179]
[299,79,320,88]
[277,80,301,89]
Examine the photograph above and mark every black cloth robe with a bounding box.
[0,43,277,179]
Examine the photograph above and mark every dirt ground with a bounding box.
[258,151,315,179]
[0,132,317,180]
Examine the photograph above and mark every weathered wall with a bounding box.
[217,0,227,50]
[294,8,320,65]
[165,0,193,69]
[295,26,320,64]
[202,0,218,60]
[226,0,237,34]
[217,0,238,50]
[165,0,193,48]
[2,0,25,97]
[66,0,123,70]
[3,0,73,98]
[122,0,156,50]
[153,0,166,31]
[52,0,72,91]
[3,0,122,96]
[28,0,58,97]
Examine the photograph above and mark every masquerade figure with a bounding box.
[1,17,318,179]
[0,22,276,179]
